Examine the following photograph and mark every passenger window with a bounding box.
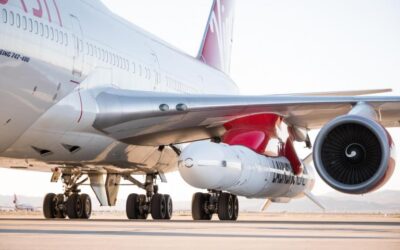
[54,29,58,42]
[28,18,32,32]
[50,27,54,40]
[40,23,44,36]
[45,25,49,38]
[1,9,6,23]
[59,30,62,44]
[22,16,27,30]
[9,11,14,26]
[34,20,38,34]
[132,62,136,73]
[16,13,20,28]
[64,33,68,46]
[59,31,63,44]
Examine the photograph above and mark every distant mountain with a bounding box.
[1,190,399,213]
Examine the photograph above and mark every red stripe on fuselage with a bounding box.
[52,0,62,27]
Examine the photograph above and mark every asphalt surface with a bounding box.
[0,213,399,250]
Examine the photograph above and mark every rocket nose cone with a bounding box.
[178,141,241,190]
[178,142,226,189]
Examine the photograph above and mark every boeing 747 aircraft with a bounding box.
[0,0,398,220]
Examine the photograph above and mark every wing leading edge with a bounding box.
[92,88,400,146]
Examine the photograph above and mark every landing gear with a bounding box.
[192,193,212,220]
[191,191,238,221]
[43,170,92,220]
[124,173,173,220]
[218,192,238,221]
[126,193,149,219]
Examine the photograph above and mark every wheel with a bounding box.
[43,193,56,219]
[126,193,140,219]
[137,194,148,219]
[192,192,212,220]
[218,193,234,221]
[54,194,66,219]
[151,194,166,220]
[163,194,173,220]
[80,194,92,219]
[232,195,239,221]
[66,194,83,219]
[202,193,212,220]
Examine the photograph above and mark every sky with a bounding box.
[0,0,399,202]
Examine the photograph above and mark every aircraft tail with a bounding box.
[197,0,236,75]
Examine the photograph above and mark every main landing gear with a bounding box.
[43,170,92,219]
[124,173,173,220]
[192,191,239,221]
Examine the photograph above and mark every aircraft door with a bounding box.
[150,52,161,91]
[70,15,84,80]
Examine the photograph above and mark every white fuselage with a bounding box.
[0,0,237,172]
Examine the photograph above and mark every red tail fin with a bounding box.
[198,0,236,74]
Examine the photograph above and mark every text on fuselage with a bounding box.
[271,161,306,186]
[0,0,62,27]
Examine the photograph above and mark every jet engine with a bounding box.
[313,115,396,194]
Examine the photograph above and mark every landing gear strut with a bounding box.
[43,169,92,220]
[124,173,173,220]
[192,191,238,221]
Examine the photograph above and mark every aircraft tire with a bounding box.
[163,194,173,220]
[43,193,56,219]
[192,192,211,220]
[80,194,92,219]
[231,195,239,221]
[202,193,212,220]
[67,193,83,219]
[218,193,234,221]
[151,193,166,220]
[126,193,140,219]
[55,194,66,219]
[137,194,149,219]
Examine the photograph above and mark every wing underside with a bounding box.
[92,88,400,146]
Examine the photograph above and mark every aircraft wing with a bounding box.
[276,88,392,96]
[92,88,400,146]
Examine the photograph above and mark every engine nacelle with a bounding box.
[313,115,396,194]
[178,141,314,199]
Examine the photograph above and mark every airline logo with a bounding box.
[200,0,235,74]
[0,0,63,26]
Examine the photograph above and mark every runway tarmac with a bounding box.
[0,213,399,250]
